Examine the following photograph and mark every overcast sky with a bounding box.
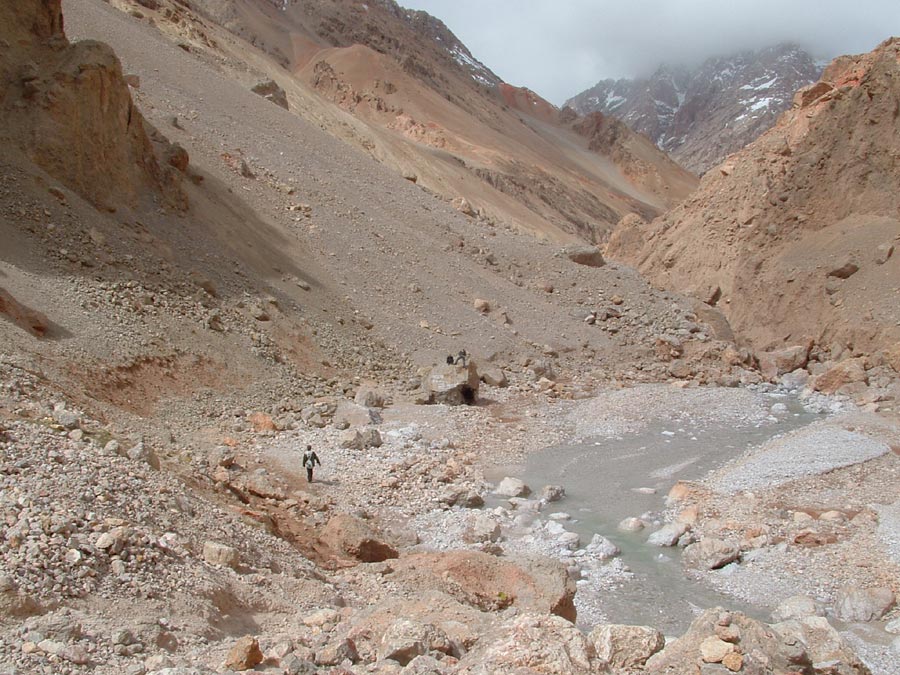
[400,1,900,104]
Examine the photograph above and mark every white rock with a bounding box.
[771,595,824,622]
[647,522,689,547]
[618,517,645,532]
[558,532,580,550]
[202,541,239,569]
[834,586,895,622]
[548,512,571,521]
[586,534,620,560]
[495,477,531,498]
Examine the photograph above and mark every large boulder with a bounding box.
[354,386,387,408]
[758,344,810,379]
[202,541,240,569]
[647,609,814,674]
[480,365,508,388]
[833,585,895,622]
[464,513,501,544]
[455,613,595,674]
[771,595,824,622]
[812,358,868,394]
[344,592,489,664]
[562,245,606,267]
[319,514,398,563]
[0,288,49,337]
[589,624,665,670]
[378,619,453,665]
[250,78,289,110]
[647,522,689,547]
[423,363,479,405]
[494,477,531,498]
[338,428,382,450]
[585,534,620,561]
[224,636,264,671]
[334,400,381,428]
[773,615,872,674]
[0,576,40,618]
[682,538,740,570]
[391,550,576,622]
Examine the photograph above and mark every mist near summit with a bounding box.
[401,0,900,104]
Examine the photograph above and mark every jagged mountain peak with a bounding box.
[566,43,822,173]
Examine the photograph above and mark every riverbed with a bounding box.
[486,386,826,634]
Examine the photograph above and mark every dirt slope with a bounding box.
[100,0,697,244]
[608,38,900,359]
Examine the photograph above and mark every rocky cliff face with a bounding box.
[607,38,900,360]
[0,0,186,209]
[566,44,822,173]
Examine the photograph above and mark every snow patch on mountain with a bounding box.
[565,44,822,173]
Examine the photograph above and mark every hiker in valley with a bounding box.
[302,444,321,483]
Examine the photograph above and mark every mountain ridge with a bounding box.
[566,44,822,173]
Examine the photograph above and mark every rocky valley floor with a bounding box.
[1,0,899,674]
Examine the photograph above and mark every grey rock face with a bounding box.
[565,44,821,173]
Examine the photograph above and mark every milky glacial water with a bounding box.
[489,395,823,634]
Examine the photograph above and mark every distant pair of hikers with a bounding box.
[446,349,468,366]
[301,444,321,482]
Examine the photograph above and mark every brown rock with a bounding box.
[683,539,741,570]
[590,624,665,670]
[316,638,359,666]
[454,613,593,674]
[827,261,860,279]
[647,609,814,674]
[722,652,744,671]
[834,586,895,622]
[224,636,263,671]
[0,0,185,208]
[248,412,277,432]
[667,481,696,502]
[562,245,606,267]
[391,550,576,622]
[758,344,810,379]
[715,624,741,643]
[480,365,508,387]
[354,386,387,408]
[0,288,49,337]
[700,636,735,663]
[793,529,838,547]
[203,541,239,569]
[423,362,479,405]
[320,514,398,563]
[796,80,835,107]
[251,79,289,110]
[812,358,868,394]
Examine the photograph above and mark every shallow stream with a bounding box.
[487,393,824,634]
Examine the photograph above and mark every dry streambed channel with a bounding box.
[483,385,852,634]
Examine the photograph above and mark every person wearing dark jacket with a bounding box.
[302,444,321,482]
